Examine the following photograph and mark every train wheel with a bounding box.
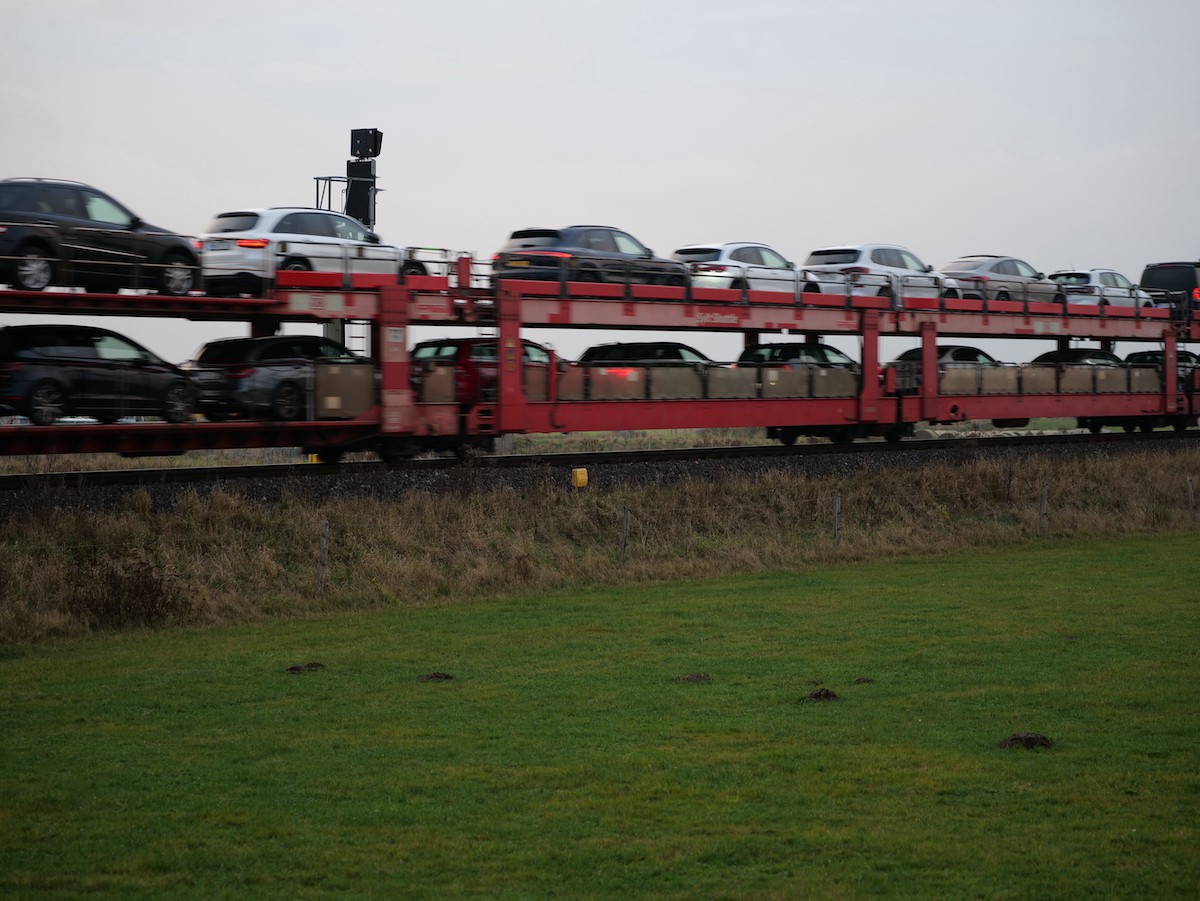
[27,380,66,425]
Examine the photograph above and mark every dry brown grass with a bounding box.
[2,446,1198,643]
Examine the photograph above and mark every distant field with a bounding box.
[2,534,1197,898]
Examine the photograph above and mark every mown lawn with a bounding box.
[2,535,1198,898]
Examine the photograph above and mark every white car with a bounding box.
[1048,269,1155,308]
[671,242,798,292]
[801,243,960,300]
[199,207,430,296]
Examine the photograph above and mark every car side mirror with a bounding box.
[1036,272,1045,279]
[643,249,654,258]
[924,264,934,272]
[786,261,795,269]
[367,233,381,244]
[130,216,143,230]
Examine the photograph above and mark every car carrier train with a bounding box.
[0,256,1197,463]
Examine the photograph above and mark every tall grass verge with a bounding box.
[2,447,1198,643]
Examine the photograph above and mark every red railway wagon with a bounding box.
[0,262,1197,461]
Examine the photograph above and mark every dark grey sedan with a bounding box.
[938,255,1064,303]
[182,335,367,421]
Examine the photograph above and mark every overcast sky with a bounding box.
[3,0,1198,362]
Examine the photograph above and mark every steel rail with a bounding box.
[1,430,1197,493]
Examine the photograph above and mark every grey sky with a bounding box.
[2,0,1198,363]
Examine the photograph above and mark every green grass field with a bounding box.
[2,534,1198,898]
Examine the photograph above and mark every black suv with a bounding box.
[0,324,195,425]
[0,178,198,295]
[181,335,367,421]
[1140,261,1200,309]
[492,226,688,286]
[577,341,716,365]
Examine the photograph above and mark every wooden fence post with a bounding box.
[316,519,330,596]
[833,494,842,548]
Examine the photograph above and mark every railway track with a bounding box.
[2,430,1197,493]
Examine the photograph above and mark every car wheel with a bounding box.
[664,274,687,288]
[271,382,304,421]
[162,381,194,423]
[14,245,55,291]
[159,252,197,296]
[730,279,748,291]
[942,288,959,299]
[803,283,821,294]
[278,258,311,273]
[27,380,66,425]
[400,262,427,279]
[877,286,894,299]
[573,266,600,283]
[996,291,1011,302]
[1053,293,1066,305]
[203,407,230,423]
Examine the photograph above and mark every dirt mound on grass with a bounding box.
[997,732,1052,749]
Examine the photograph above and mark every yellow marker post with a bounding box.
[571,468,588,489]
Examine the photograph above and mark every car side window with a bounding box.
[312,340,353,360]
[300,214,336,238]
[759,248,790,269]
[41,186,87,218]
[469,344,498,362]
[1112,272,1132,289]
[994,260,1019,276]
[898,250,926,272]
[731,247,764,265]
[611,232,646,256]
[29,329,97,358]
[93,334,145,362]
[1013,260,1039,278]
[329,216,368,241]
[678,348,706,363]
[523,344,550,364]
[81,190,133,227]
[273,214,307,235]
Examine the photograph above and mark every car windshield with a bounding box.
[673,248,721,262]
[941,258,989,271]
[805,249,860,265]
[1051,273,1089,285]
[207,213,260,233]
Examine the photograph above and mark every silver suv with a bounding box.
[199,207,428,296]
[802,243,960,299]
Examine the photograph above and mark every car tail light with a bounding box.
[1193,288,1200,301]
[228,366,256,379]
[839,266,870,274]
[694,264,729,272]
[193,239,203,251]
[236,239,271,249]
